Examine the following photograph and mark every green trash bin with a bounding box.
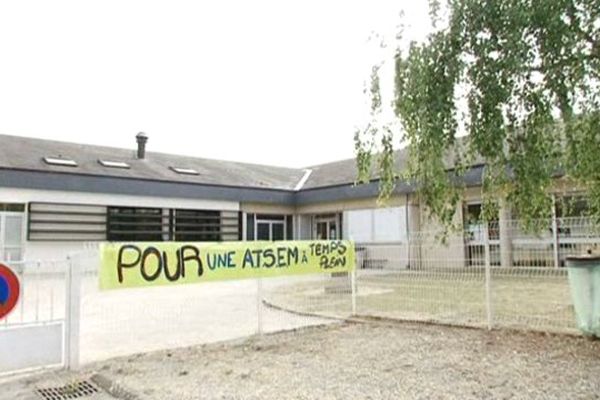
[566,255,600,337]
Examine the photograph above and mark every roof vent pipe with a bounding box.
[136,132,148,159]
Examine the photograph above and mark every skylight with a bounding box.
[98,159,131,169]
[43,157,78,167]
[170,166,199,175]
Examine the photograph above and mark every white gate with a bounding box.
[0,259,69,375]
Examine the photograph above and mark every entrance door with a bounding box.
[314,214,339,240]
[256,216,286,241]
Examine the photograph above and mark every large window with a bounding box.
[107,207,238,242]
[174,209,221,241]
[346,208,407,243]
[0,204,25,261]
[26,202,241,242]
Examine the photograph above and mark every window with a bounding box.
[464,202,500,266]
[0,207,25,261]
[98,160,130,169]
[43,157,78,167]
[170,166,199,175]
[464,203,499,241]
[555,195,588,218]
[555,195,591,240]
[107,207,164,241]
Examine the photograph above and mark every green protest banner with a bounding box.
[99,240,355,290]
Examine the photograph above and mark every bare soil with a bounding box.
[7,321,599,400]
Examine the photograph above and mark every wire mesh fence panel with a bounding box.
[347,217,600,334]
[14,218,596,371]
[356,243,488,328]
[489,267,576,333]
[0,259,68,376]
[0,260,67,328]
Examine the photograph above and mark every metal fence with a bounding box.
[263,218,600,335]
[2,219,597,374]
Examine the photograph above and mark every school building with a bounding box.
[0,133,595,268]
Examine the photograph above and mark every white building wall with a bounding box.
[0,188,239,211]
[0,187,239,261]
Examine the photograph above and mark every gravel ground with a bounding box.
[14,321,593,400]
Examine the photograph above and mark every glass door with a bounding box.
[255,215,286,241]
[256,222,271,240]
[313,214,339,240]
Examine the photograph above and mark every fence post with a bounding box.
[64,254,82,370]
[551,195,560,268]
[256,278,263,336]
[350,239,357,316]
[351,270,357,316]
[483,222,493,330]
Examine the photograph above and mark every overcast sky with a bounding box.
[0,1,430,168]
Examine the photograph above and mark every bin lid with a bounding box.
[565,254,600,266]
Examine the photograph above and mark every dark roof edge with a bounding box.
[0,168,296,205]
[294,181,415,205]
[0,167,294,193]
[296,165,485,205]
[0,165,485,206]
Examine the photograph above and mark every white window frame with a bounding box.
[0,211,26,262]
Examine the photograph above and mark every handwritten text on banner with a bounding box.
[99,240,355,290]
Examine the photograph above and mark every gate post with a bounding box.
[351,269,357,316]
[64,254,82,370]
[484,222,493,330]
